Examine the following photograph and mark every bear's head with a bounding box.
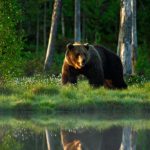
[65,43,90,69]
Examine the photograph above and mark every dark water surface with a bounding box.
[0,112,150,150]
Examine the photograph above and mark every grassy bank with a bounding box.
[1,112,150,131]
[0,75,150,112]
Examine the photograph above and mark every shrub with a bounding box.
[0,0,24,77]
[136,45,150,78]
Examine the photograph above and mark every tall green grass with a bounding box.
[0,75,150,112]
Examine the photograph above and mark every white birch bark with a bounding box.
[117,0,132,75]
[45,129,51,150]
[119,127,137,150]
[131,0,137,75]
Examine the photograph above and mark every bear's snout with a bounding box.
[78,55,86,68]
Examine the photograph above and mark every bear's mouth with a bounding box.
[76,57,86,69]
[80,63,86,67]
[76,63,85,69]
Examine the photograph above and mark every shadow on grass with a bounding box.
[1,99,150,114]
[0,87,14,95]
[32,87,59,96]
[13,102,33,111]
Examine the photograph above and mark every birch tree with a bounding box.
[44,0,62,72]
[117,0,132,75]
[117,0,137,75]
[119,127,137,150]
[74,0,81,42]
[131,0,137,75]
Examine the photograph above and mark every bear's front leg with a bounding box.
[62,72,77,85]
[62,63,77,85]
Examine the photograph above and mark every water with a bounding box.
[0,112,150,150]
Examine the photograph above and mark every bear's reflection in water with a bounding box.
[60,127,122,150]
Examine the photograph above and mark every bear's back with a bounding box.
[94,45,123,79]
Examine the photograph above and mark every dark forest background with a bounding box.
[0,0,150,78]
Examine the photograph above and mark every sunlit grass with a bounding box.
[0,75,150,112]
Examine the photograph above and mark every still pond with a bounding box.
[0,112,150,150]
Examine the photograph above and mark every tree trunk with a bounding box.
[74,0,81,42]
[131,0,137,75]
[119,127,137,150]
[61,11,65,37]
[36,11,39,53]
[82,13,86,41]
[117,0,132,75]
[44,0,62,72]
[42,132,45,150]
[43,1,47,50]
[45,129,53,150]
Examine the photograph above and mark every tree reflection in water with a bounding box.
[1,118,150,150]
[0,126,124,150]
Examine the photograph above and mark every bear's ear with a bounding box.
[84,43,89,50]
[66,43,74,50]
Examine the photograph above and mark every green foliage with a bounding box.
[126,75,147,86]
[136,45,150,78]
[22,51,64,76]
[0,0,24,77]
[1,131,23,150]
[81,0,120,48]
[23,50,45,76]
[49,52,64,75]
[0,0,150,77]
[137,0,150,46]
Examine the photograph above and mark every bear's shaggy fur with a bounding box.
[61,43,127,89]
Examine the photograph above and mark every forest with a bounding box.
[1,1,150,149]
[0,0,150,112]
[0,0,150,78]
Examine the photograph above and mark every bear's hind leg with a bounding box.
[112,79,127,89]
[104,79,114,89]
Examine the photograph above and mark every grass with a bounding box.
[1,112,150,131]
[0,75,150,113]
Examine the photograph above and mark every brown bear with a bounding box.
[61,42,127,89]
